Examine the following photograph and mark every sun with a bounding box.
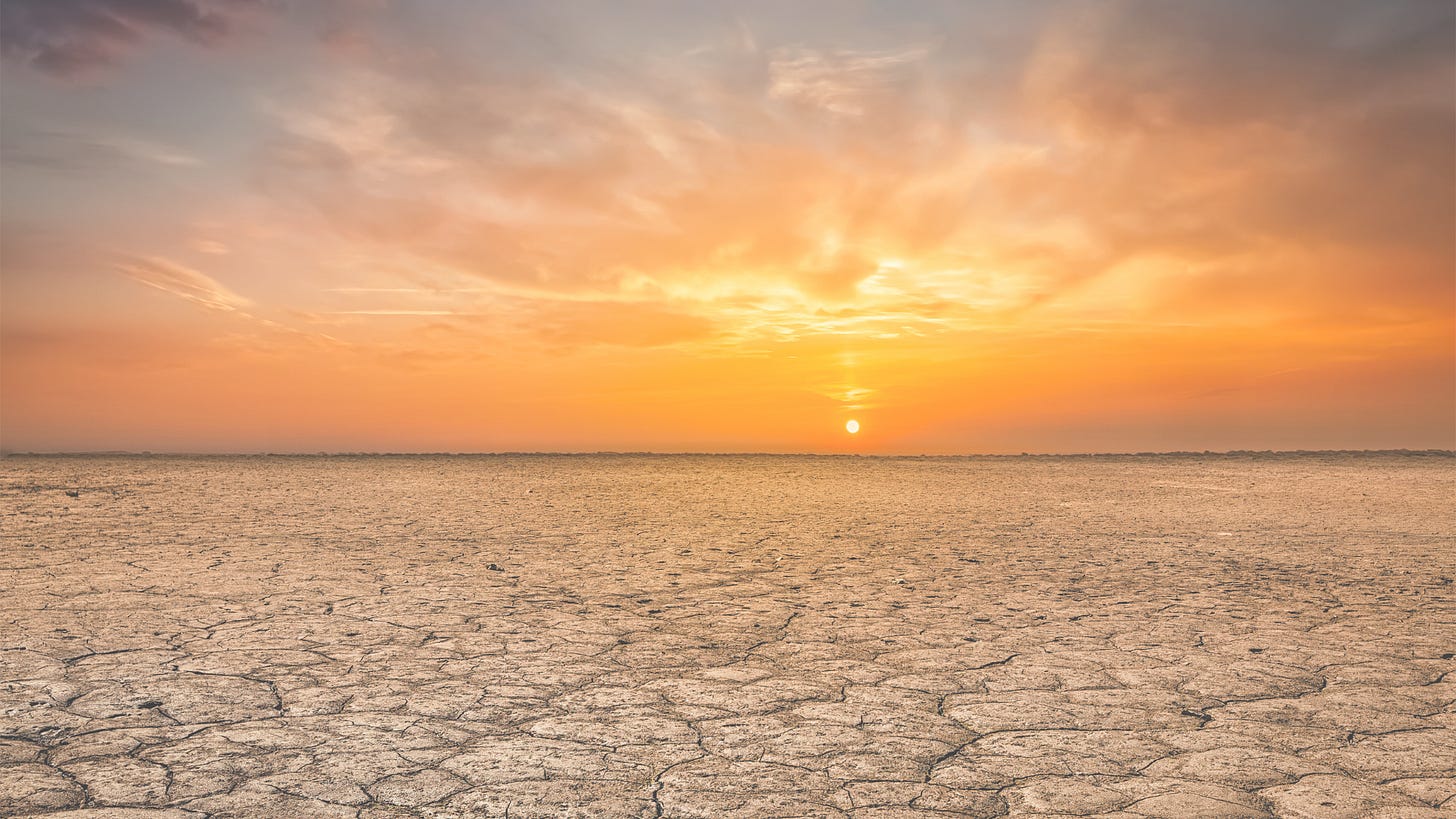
[845,419,860,434]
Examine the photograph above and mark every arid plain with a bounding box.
[1,454,1453,818]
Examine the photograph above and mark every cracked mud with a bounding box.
[1,453,1453,818]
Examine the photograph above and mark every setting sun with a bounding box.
[846,420,861,435]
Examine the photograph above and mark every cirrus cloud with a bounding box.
[117,255,250,312]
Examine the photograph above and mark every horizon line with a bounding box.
[3,448,1453,459]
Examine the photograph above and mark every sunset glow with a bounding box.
[1,1,1452,453]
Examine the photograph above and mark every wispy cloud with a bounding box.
[768,46,927,116]
[2,128,201,172]
[332,309,464,316]
[116,256,250,312]
[325,287,491,295]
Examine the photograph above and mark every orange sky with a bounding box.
[2,1,1453,453]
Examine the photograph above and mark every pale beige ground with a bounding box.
[1,454,1453,819]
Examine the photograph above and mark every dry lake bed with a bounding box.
[1,453,1453,818]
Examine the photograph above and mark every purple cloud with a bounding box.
[0,0,266,77]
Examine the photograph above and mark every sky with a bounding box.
[1,0,1452,454]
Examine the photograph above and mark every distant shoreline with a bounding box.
[3,449,1453,459]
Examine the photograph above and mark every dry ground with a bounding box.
[1,454,1453,818]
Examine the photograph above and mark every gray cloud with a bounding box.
[0,0,267,77]
[1,126,199,172]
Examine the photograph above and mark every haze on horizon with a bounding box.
[1,0,1452,454]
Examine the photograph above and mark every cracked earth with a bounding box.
[1,453,1453,818]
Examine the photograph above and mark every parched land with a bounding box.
[1,453,1453,818]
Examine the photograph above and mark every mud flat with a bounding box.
[1,453,1453,818]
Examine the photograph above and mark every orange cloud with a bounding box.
[1,1,1451,452]
[116,256,250,313]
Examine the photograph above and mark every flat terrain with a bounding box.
[1,454,1453,818]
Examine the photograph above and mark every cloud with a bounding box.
[333,310,463,317]
[29,0,1449,355]
[768,47,927,116]
[1025,0,1453,135]
[245,0,1451,353]
[1011,0,1456,312]
[1,127,200,172]
[0,0,268,77]
[116,256,250,312]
